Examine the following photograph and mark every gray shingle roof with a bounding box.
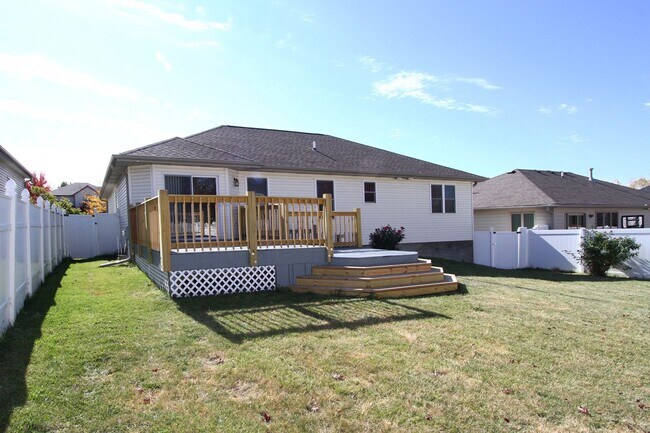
[474,169,650,209]
[119,126,484,181]
[52,182,100,196]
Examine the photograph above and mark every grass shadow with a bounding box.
[0,260,69,433]
[175,291,453,344]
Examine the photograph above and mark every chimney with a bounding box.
[312,141,316,151]
[589,168,594,181]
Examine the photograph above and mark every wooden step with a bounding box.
[291,274,459,298]
[311,260,435,277]
[296,270,444,289]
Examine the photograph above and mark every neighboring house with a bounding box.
[100,125,484,261]
[474,169,650,231]
[0,144,31,196]
[51,182,100,208]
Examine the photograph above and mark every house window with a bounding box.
[596,212,618,228]
[165,175,191,194]
[511,213,535,231]
[364,182,376,203]
[316,180,335,210]
[431,184,456,213]
[566,213,586,228]
[247,177,268,196]
[621,215,644,228]
[192,177,217,195]
[165,175,216,195]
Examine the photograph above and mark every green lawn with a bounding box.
[1,259,648,433]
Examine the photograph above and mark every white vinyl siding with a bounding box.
[116,176,128,233]
[237,171,474,243]
[0,161,27,196]
[474,208,553,231]
[128,165,153,205]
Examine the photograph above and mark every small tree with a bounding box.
[369,225,405,250]
[81,195,107,215]
[57,197,83,215]
[25,172,51,203]
[574,230,640,277]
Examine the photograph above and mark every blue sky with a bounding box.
[1,0,649,187]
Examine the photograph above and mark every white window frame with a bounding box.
[431,183,456,214]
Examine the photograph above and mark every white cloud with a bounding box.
[373,71,499,115]
[567,133,589,143]
[539,103,577,114]
[182,40,220,48]
[155,52,172,70]
[0,100,166,135]
[358,56,384,73]
[0,53,139,100]
[107,0,232,31]
[300,13,314,23]
[645,102,650,108]
[452,77,500,90]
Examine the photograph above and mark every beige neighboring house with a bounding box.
[474,169,650,231]
[52,182,100,208]
[0,145,31,195]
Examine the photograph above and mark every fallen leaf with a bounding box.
[638,402,646,410]
[331,373,345,381]
[503,417,510,423]
[425,414,432,420]
[152,368,158,373]
[142,397,151,405]
[261,412,271,423]
[502,388,513,395]
[135,386,144,394]
[309,402,320,413]
[508,359,517,364]
[432,370,447,377]
[578,406,590,415]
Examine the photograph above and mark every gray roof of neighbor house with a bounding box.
[0,144,31,179]
[474,169,650,209]
[101,125,484,196]
[51,182,100,196]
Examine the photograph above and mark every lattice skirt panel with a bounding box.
[169,266,276,298]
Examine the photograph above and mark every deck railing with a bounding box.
[129,190,362,271]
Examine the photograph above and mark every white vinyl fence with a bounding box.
[64,213,120,258]
[474,227,650,279]
[1,179,65,335]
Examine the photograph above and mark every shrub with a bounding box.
[573,230,640,277]
[369,225,405,250]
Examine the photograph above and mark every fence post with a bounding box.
[37,197,45,284]
[5,179,17,325]
[52,205,59,266]
[21,189,33,297]
[323,194,334,262]
[354,208,363,248]
[143,199,151,262]
[45,201,52,274]
[489,227,495,268]
[517,227,528,269]
[246,191,258,266]
[158,190,172,272]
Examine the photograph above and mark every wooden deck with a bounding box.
[291,259,459,298]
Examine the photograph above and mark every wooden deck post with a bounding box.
[246,191,258,266]
[354,207,363,248]
[158,190,172,272]
[323,193,334,262]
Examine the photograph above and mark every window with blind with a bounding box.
[164,175,216,195]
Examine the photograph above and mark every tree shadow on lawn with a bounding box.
[0,260,69,433]
[175,290,456,344]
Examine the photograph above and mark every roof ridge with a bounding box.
[514,170,558,205]
[119,136,185,155]
[182,136,255,162]
[222,125,328,136]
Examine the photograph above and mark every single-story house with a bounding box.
[0,145,31,196]
[474,169,650,231]
[51,182,101,208]
[101,125,484,260]
[99,125,482,296]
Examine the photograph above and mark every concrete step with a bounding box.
[296,269,444,289]
[311,260,435,277]
[291,274,459,298]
